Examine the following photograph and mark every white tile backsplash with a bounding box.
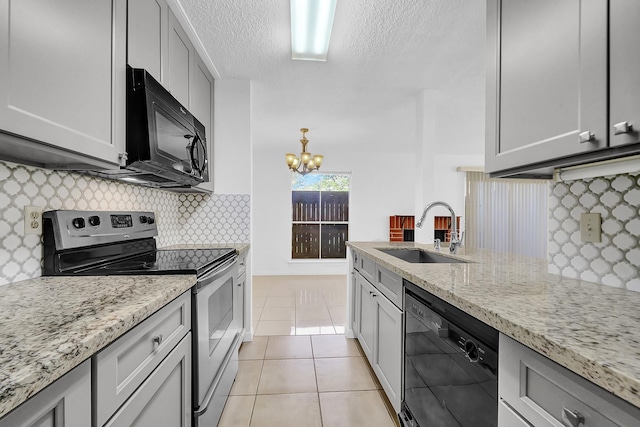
[549,172,640,291]
[0,160,250,286]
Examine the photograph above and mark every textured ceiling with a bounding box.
[178,0,486,150]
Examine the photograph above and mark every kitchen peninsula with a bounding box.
[347,241,640,412]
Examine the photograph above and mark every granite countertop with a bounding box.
[0,243,250,419]
[347,241,640,409]
[0,274,196,419]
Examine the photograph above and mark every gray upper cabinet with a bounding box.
[486,0,608,176]
[127,0,215,192]
[127,0,168,82]
[191,56,215,192]
[167,9,194,108]
[0,0,126,169]
[610,1,640,148]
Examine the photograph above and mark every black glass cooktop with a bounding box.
[81,248,236,277]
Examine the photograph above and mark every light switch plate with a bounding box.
[580,213,601,243]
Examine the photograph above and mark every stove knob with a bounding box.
[88,216,100,227]
[72,217,85,229]
[139,216,148,224]
[148,216,155,224]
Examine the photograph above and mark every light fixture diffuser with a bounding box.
[290,0,337,61]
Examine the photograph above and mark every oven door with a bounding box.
[192,257,240,413]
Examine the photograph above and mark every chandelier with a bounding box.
[285,128,324,175]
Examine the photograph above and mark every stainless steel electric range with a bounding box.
[43,210,242,427]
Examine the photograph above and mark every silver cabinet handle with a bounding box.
[562,407,585,427]
[614,121,633,135]
[579,131,595,143]
[152,334,163,345]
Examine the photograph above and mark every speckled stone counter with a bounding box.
[0,274,196,419]
[347,241,640,409]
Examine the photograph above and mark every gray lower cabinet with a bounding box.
[94,291,192,426]
[0,0,127,169]
[371,287,402,411]
[356,271,376,361]
[353,250,403,413]
[0,360,91,427]
[104,334,192,427]
[499,334,640,426]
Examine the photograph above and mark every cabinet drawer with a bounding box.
[94,291,191,426]
[104,333,192,427]
[359,254,376,284]
[375,264,402,308]
[499,334,640,427]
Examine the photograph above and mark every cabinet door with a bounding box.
[499,334,640,427]
[191,55,215,192]
[349,271,359,336]
[94,292,191,426]
[610,1,640,148]
[0,361,91,427]
[0,0,126,166]
[167,9,194,107]
[356,273,375,362]
[127,0,168,82]
[373,290,402,413]
[486,0,607,174]
[104,334,192,427]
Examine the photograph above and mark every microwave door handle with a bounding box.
[190,133,207,176]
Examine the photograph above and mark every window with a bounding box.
[465,171,549,258]
[291,173,350,259]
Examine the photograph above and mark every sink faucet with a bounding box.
[416,201,461,254]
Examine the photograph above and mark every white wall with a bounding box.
[251,81,485,276]
[414,89,485,244]
[213,80,252,194]
[251,97,417,275]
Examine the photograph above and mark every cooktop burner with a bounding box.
[92,248,236,276]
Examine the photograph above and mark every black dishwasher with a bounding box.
[400,281,498,427]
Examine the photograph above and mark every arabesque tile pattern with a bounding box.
[0,160,249,285]
[548,172,640,290]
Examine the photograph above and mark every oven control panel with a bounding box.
[44,210,158,250]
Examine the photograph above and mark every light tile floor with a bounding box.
[218,275,398,427]
[252,275,348,336]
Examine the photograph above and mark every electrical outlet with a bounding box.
[580,212,602,243]
[24,206,43,235]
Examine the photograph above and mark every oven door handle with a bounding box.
[193,255,238,293]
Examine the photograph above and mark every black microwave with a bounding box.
[90,66,209,189]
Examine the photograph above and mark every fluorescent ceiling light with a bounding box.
[291,0,337,61]
[555,155,640,181]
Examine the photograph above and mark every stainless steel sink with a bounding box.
[376,248,468,264]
